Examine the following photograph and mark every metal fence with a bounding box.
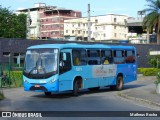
[0,63,23,88]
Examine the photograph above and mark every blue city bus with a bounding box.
[23,43,137,96]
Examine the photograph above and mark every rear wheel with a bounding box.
[44,92,51,96]
[72,80,79,96]
[110,75,123,91]
[116,76,123,90]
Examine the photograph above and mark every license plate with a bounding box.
[35,85,40,88]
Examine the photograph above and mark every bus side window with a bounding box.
[87,50,101,65]
[72,49,87,66]
[60,52,71,74]
[113,50,125,64]
[125,50,135,63]
[101,50,113,64]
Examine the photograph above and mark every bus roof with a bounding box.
[27,43,136,50]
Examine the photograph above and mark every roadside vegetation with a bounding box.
[0,6,27,38]
[143,0,160,44]
[0,91,5,100]
[138,68,160,76]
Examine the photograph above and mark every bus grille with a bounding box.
[30,86,48,91]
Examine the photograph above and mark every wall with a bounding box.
[0,38,160,68]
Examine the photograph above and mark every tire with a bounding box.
[88,87,100,91]
[44,92,51,96]
[72,80,79,96]
[116,76,123,91]
[110,75,123,91]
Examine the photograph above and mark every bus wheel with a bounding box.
[110,76,123,91]
[116,76,123,91]
[72,80,79,96]
[44,92,51,96]
[88,87,100,91]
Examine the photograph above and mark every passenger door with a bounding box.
[59,49,73,91]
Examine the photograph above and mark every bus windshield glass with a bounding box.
[24,49,58,75]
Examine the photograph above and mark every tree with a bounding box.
[143,0,160,44]
[0,6,27,38]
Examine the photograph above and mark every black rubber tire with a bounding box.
[72,80,79,96]
[44,92,51,96]
[110,76,123,91]
[88,87,100,91]
[116,76,123,91]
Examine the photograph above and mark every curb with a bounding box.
[118,92,160,109]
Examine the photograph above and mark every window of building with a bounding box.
[78,23,80,27]
[104,34,106,37]
[114,18,116,22]
[103,26,105,30]
[124,34,127,38]
[114,33,117,38]
[72,30,74,34]
[114,26,116,29]
[60,32,64,35]
[78,30,81,34]
[66,30,68,33]
[13,53,25,68]
[95,19,98,23]
[72,49,87,66]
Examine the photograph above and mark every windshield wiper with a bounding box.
[28,66,37,76]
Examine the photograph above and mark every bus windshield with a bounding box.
[24,49,58,76]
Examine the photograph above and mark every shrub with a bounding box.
[155,72,160,86]
[10,71,23,87]
[138,68,160,76]
[1,71,23,88]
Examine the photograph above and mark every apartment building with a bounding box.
[16,3,81,39]
[64,14,128,42]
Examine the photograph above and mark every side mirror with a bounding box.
[136,53,140,57]
[60,61,65,67]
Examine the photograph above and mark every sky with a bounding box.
[0,0,147,18]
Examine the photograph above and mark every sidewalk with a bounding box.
[119,76,160,110]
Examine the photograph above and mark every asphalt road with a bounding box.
[0,80,159,120]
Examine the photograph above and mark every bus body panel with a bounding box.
[23,43,137,94]
[23,75,59,92]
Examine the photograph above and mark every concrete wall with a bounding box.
[0,38,160,68]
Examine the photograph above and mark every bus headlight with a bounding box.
[24,79,29,84]
[48,79,56,84]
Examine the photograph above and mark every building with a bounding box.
[16,3,81,39]
[64,14,128,42]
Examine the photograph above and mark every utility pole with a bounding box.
[26,9,31,39]
[87,4,91,41]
